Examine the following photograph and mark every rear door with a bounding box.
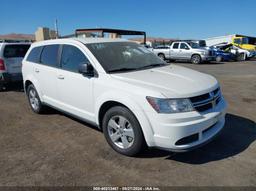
[3,44,30,74]
[170,42,180,59]
[35,44,60,106]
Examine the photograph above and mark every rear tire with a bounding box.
[102,106,146,156]
[191,54,201,64]
[27,84,45,114]
[0,84,3,91]
[158,53,165,60]
[237,53,245,61]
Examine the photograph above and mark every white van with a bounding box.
[22,38,227,156]
[0,42,30,90]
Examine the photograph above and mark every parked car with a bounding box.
[22,38,227,156]
[214,43,256,61]
[210,47,236,62]
[0,42,31,90]
[153,41,215,64]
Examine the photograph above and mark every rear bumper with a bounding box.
[0,72,22,84]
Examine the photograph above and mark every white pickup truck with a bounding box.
[153,41,215,64]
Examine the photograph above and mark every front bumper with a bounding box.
[248,51,256,58]
[201,55,215,61]
[145,97,227,152]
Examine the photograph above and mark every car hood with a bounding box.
[110,65,218,98]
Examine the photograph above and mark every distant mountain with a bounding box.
[129,37,177,42]
[0,33,35,41]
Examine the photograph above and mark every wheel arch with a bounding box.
[23,76,43,101]
[191,53,201,59]
[158,52,165,57]
[95,94,155,147]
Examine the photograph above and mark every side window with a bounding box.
[60,45,89,73]
[180,43,189,49]
[27,46,43,63]
[234,39,241,44]
[173,43,179,49]
[40,45,59,67]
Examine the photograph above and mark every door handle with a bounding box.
[57,75,65,80]
[35,68,40,73]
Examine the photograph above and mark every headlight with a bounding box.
[146,97,194,113]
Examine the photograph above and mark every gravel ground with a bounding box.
[0,60,255,186]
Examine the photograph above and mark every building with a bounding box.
[0,33,35,42]
[35,27,57,41]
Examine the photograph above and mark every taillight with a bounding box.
[0,59,5,71]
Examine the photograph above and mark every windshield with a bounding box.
[86,42,167,73]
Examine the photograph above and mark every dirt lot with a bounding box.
[0,61,255,186]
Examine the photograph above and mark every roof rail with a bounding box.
[62,28,147,44]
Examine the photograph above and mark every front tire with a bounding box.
[102,106,146,156]
[191,54,201,64]
[216,55,222,62]
[27,84,45,114]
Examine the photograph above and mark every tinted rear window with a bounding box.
[3,44,30,58]
[40,45,59,67]
[26,46,43,63]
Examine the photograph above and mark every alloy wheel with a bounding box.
[107,115,135,149]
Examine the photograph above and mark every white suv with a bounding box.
[0,42,30,90]
[22,38,227,156]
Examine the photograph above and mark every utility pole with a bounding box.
[55,19,59,39]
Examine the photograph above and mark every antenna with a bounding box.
[55,19,59,39]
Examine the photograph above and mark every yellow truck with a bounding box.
[232,36,256,51]
[206,34,256,51]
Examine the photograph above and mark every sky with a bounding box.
[1,0,256,39]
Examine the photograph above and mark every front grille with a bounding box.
[190,87,221,112]
[208,50,213,56]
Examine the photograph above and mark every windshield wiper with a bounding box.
[108,67,137,73]
[139,63,168,69]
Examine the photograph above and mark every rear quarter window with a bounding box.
[26,46,43,63]
[3,44,30,58]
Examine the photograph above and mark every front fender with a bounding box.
[95,91,155,146]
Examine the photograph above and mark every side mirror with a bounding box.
[185,47,190,50]
[78,63,94,77]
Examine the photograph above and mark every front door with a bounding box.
[170,42,180,59]
[57,44,95,122]
[179,43,191,59]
